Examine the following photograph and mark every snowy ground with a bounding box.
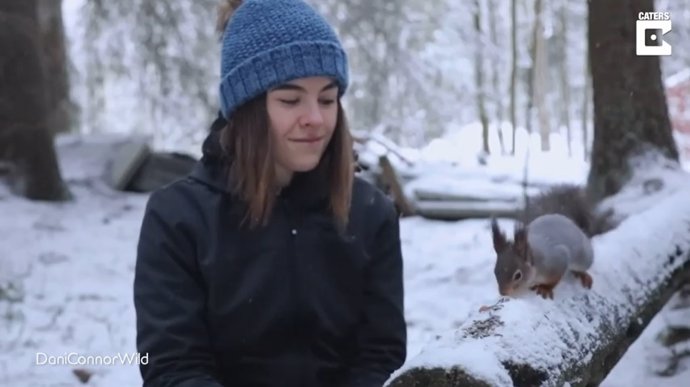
[1,132,689,386]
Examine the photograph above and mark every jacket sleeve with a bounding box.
[346,198,407,386]
[134,188,224,387]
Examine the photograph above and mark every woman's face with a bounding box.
[266,76,338,185]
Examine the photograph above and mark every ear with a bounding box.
[491,217,507,253]
[513,224,530,263]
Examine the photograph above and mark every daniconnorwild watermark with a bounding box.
[35,352,149,366]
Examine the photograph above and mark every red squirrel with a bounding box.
[490,185,603,299]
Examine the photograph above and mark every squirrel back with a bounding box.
[527,213,594,273]
[522,184,596,236]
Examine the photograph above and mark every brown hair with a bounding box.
[216,0,243,38]
[220,95,354,231]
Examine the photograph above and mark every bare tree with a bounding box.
[489,0,506,155]
[525,1,535,136]
[0,0,69,201]
[510,0,518,155]
[587,0,678,201]
[474,0,490,155]
[81,0,220,142]
[582,38,591,161]
[558,0,572,157]
[313,0,448,145]
[532,0,550,151]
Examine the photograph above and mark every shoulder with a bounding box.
[142,175,220,227]
[353,176,395,209]
[350,176,398,227]
[146,177,197,210]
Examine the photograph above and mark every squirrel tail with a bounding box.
[522,184,612,237]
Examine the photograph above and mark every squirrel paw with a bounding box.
[572,271,593,289]
[530,284,556,300]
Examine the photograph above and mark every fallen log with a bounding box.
[413,200,523,220]
[388,177,690,387]
[412,188,524,203]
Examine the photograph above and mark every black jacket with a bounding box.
[134,118,406,387]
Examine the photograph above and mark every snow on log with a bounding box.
[388,166,690,387]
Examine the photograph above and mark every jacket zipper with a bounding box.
[281,197,308,384]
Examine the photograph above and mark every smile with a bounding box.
[290,137,324,143]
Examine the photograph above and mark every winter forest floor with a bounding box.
[1,133,689,386]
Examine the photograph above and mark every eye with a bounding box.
[513,271,522,281]
[318,98,335,106]
[279,99,299,106]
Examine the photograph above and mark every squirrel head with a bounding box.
[491,218,534,296]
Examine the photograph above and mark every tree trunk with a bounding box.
[0,0,38,21]
[582,39,591,161]
[489,0,506,155]
[475,0,490,155]
[533,0,550,151]
[36,0,73,134]
[510,0,518,155]
[0,0,69,201]
[587,0,679,202]
[525,1,536,137]
[559,0,572,157]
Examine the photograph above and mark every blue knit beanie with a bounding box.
[219,0,349,120]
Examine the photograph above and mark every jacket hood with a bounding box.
[189,112,230,193]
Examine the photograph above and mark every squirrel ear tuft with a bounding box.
[491,217,507,253]
[513,224,529,259]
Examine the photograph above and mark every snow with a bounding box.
[0,136,149,386]
[666,68,690,88]
[2,134,690,386]
[389,122,591,188]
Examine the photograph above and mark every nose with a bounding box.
[299,101,324,128]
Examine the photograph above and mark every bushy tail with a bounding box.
[523,184,611,237]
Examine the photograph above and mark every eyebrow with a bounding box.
[272,81,338,92]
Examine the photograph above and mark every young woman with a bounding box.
[133,1,406,386]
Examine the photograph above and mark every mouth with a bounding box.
[290,136,324,144]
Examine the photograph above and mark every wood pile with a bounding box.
[352,132,540,221]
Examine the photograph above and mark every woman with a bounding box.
[133,1,407,386]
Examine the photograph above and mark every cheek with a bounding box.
[324,107,338,133]
[268,123,289,144]
[267,111,294,139]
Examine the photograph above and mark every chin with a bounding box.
[290,159,321,172]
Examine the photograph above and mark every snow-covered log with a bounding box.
[388,170,690,387]
[413,200,523,220]
[403,175,532,220]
